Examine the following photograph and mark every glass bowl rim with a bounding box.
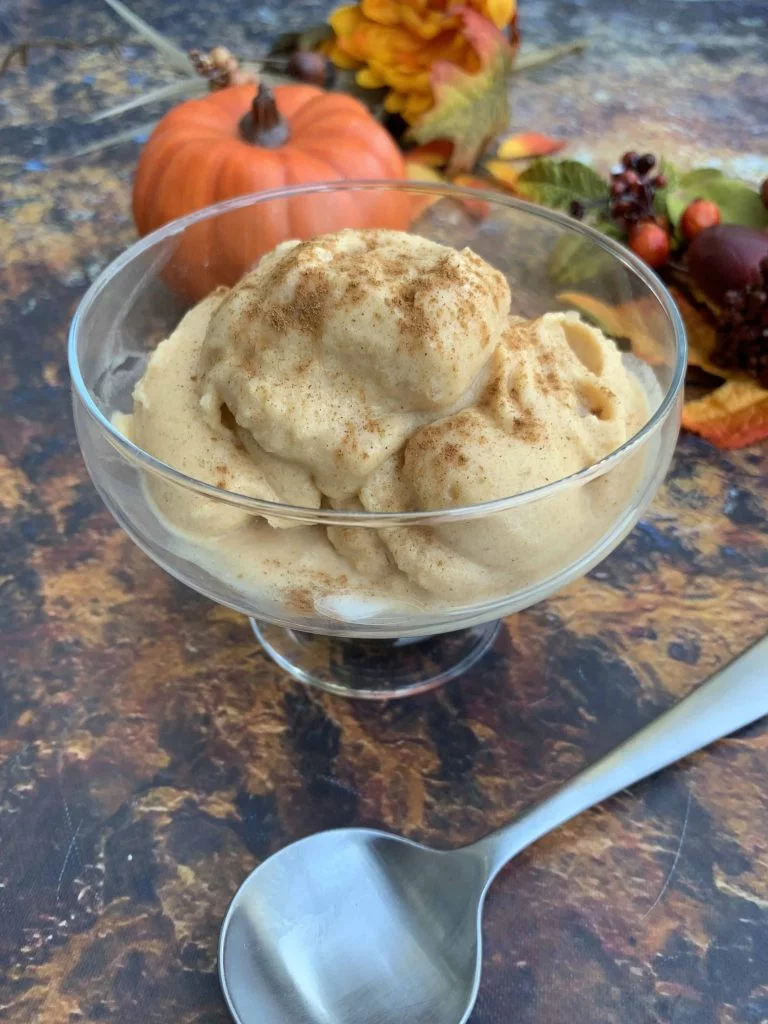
[69,179,687,527]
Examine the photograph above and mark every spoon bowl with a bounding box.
[220,830,489,1024]
[219,635,766,1024]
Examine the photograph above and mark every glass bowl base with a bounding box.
[250,619,501,699]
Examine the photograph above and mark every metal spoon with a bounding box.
[219,634,767,1024]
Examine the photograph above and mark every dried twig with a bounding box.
[0,36,121,77]
[65,119,161,158]
[103,0,194,75]
[87,79,205,122]
[512,39,587,75]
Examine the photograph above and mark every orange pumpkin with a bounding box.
[132,83,408,298]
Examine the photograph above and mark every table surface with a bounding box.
[1,1,767,1021]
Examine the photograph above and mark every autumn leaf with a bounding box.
[449,174,494,218]
[556,292,666,365]
[405,162,446,185]
[403,140,454,169]
[682,379,768,449]
[406,165,494,220]
[404,161,447,217]
[409,7,515,174]
[484,159,520,191]
[496,132,565,160]
[452,172,499,191]
[668,286,722,376]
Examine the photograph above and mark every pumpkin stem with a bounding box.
[239,83,290,147]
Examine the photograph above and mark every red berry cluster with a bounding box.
[609,152,667,228]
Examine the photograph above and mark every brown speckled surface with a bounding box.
[1,1,767,1021]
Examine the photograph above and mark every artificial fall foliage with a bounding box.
[495,131,565,160]
[483,159,519,190]
[324,0,518,125]
[554,293,666,367]
[667,287,768,448]
[408,8,516,173]
[38,0,765,449]
[682,381,768,450]
[558,285,768,449]
[512,158,609,209]
[490,154,768,449]
[403,139,454,167]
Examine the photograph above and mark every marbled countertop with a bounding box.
[1,1,767,1021]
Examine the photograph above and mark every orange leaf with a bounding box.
[556,292,666,366]
[409,7,515,173]
[682,379,768,449]
[450,173,493,218]
[667,285,746,380]
[483,159,520,192]
[496,132,565,160]
[403,140,454,169]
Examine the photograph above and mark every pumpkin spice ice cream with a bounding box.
[117,228,652,619]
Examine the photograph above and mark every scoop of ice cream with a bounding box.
[329,312,650,596]
[120,228,653,617]
[198,229,510,500]
[123,289,318,535]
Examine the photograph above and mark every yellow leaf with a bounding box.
[405,162,446,185]
[405,162,447,218]
[484,159,520,191]
[496,132,565,160]
[408,8,515,174]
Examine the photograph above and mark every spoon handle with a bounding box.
[471,633,768,881]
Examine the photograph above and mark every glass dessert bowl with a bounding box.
[69,182,686,699]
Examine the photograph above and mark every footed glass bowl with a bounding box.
[69,182,686,698]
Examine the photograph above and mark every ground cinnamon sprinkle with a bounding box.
[442,442,469,466]
[286,586,313,613]
[266,267,332,338]
[392,279,432,349]
[512,412,541,443]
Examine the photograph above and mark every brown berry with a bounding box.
[636,153,656,174]
[680,198,721,241]
[287,50,331,87]
[761,178,768,210]
[628,220,670,268]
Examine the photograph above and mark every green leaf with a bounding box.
[653,157,679,221]
[593,214,623,240]
[548,234,615,285]
[678,167,724,188]
[666,175,768,231]
[516,159,608,210]
[658,157,680,191]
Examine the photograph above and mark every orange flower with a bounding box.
[325,0,518,123]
